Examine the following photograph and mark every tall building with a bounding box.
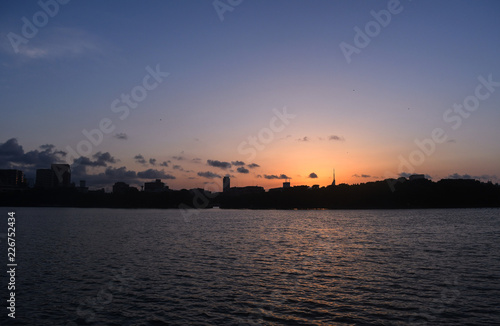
[331,168,336,186]
[35,164,72,189]
[223,176,230,192]
[51,164,71,187]
[35,169,57,189]
[283,179,291,189]
[0,169,26,190]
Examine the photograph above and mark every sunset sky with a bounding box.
[1,0,499,191]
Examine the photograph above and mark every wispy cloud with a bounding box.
[237,167,249,174]
[197,171,222,179]
[207,159,231,169]
[264,174,290,180]
[114,133,128,140]
[4,27,105,60]
[329,135,345,141]
[134,154,146,164]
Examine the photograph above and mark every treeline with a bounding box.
[219,179,500,209]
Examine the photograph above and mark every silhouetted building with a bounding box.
[35,164,72,189]
[311,184,320,190]
[409,174,425,181]
[0,169,26,191]
[144,179,168,192]
[113,182,132,194]
[227,186,265,195]
[223,176,230,192]
[51,164,71,187]
[283,180,291,189]
[77,180,88,193]
[36,169,57,189]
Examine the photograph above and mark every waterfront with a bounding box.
[2,208,499,325]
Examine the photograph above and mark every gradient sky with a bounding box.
[1,0,499,191]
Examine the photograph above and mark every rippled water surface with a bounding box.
[2,208,500,325]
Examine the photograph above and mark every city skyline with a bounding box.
[1,0,500,190]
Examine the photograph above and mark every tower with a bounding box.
[331,168,336,186]
[223,176,230,192]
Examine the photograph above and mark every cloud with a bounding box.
[231,161,245,166]
[5,27,104,60]
[297,136,309,142]
[192,158,202,163]
[447,173,497,182]
[207,160,231,169]
[264,174,290,180]
[160,161,169,167]
[247,163,260,168]
[0,138,65,168]
[73,156,105,167]
[329,135,345,141]
[172,156,184,161]
[308,172,318,178]
[353,174,371,178]
[173,165,183,171]
[134,154,147,164]
[237,167,249,174]
[149,158,156,166]
[197,171,222,179]
[114,133,128,140]
[137,169,175,179]
[93,152,117,165]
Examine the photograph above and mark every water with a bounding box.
[1,207,499,325]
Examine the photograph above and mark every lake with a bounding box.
[1,207,499,325]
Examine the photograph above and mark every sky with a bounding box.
[1,0,499,191]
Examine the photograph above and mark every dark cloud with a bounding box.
[160,161,169,167]
[247,163,260,168]
[40,144,55,150]
[134,154,147,164]
[231,161,245,166]
[0,138,65,168]
[329,135,345,141]
[308,172,318,178]
[93,152,117,165]
[264,174,290,180]
[104,166,137,179]
[447,173,497,181]
[237,167,249,174]
[173,165,183,171]
[149,158,156,166]
[192,158,202,163]
[207,160,231,169]
[114,133,128,140]
[172,156,184,161]
[297,136,309,142]
[137,169,175,179]
[73,156,105,167]
[198,171,222,179]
